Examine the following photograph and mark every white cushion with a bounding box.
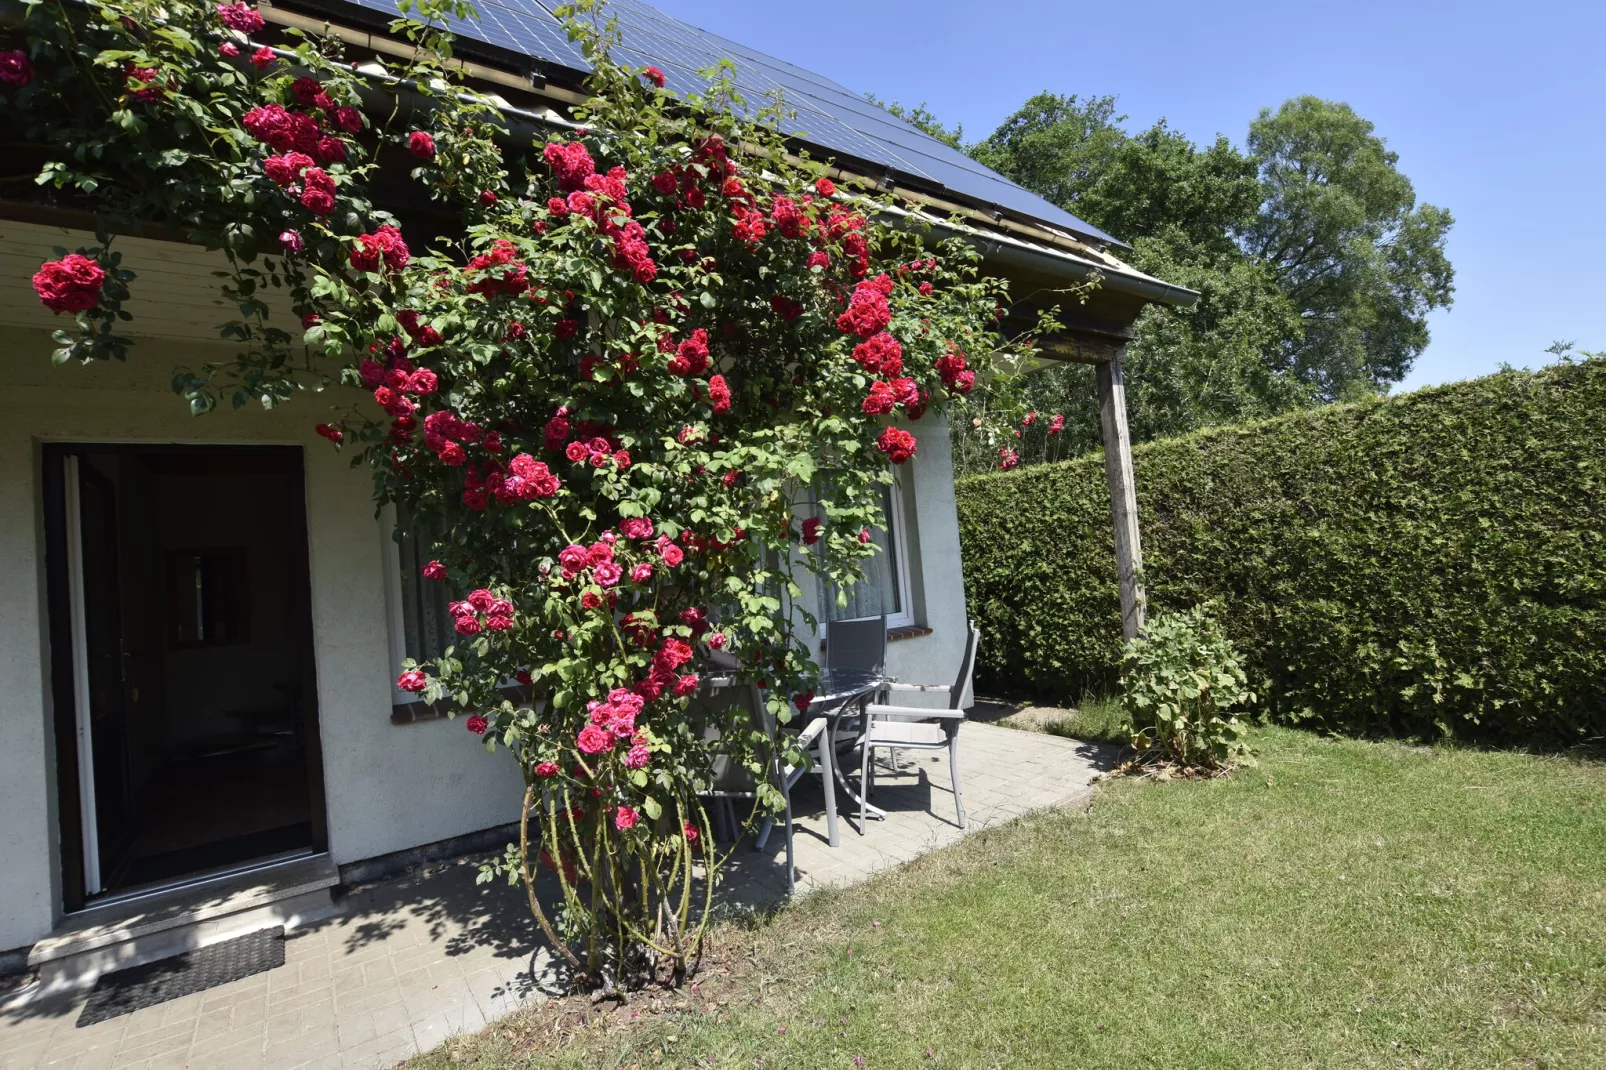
[867,721,948,747]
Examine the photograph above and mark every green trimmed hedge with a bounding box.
[956,358,1606,745]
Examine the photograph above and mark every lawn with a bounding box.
[411,726,1606,1069]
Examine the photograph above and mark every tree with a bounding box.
[864,95,963,149]
[969,93,1127,214]
[1244,97,1455,397]
[944,91,1455,470]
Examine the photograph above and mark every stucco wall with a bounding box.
[0,330,524,952]
[886,417,974,707]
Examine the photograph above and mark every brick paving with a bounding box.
[0,720,1109,1069]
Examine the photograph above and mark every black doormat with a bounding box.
[77,927,285,1027]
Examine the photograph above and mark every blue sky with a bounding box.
[649,0,1605,392]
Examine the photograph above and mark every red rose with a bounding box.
[802,517,823,546]
[124,65,167,103]
[478,189,498,207]
[299,167,336,215]
[577,724,612,754]
[314,423,343,444]
[280,230,304,254]
[216,3,265,33]
[464,713,488,735]
[641,65,665,88]
[396,669,427,693]
[407,130,436,160]
[683,821,699,842]
[815,176,836,197]
[543,140,596,192]
[421,560,447,581]
[535,760,559,778]
[0,50,34,87]
[332,106,362,133]
[250,46,275,69]
[349,225,409,273]
[218,41,239,58]
[32,254,105,314]
[315,136,347,164]
[262,151,313,186]
[875,426,918,465]
[614,805,638,831]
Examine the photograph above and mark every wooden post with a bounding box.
[1096,354,1146,641]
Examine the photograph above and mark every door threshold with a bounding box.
[77,848,321,915]
[25,853,341,994]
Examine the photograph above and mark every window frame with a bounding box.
[380,503,415,705]
[817,474,917,634]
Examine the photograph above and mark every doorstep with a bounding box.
[22,853,341,995]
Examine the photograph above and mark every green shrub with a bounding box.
[956,358,1606,746]
[1121,606,1254,769]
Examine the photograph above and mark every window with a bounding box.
[820,479,915,630]
[382,503,451,700]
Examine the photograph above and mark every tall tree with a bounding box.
[1244,97,1455,397]
[927,90,1455,470]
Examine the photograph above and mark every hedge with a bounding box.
[955,358,1606,745]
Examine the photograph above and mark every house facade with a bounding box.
[0,0,1191,973]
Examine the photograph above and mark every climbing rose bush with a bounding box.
[9,0,1036,985]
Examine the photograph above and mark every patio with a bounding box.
[0,720,1109,1070]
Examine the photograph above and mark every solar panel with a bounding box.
[332,0,1119,245]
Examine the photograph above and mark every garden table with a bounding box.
[805,667,891,843]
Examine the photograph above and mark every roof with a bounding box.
[325,0,1123,248]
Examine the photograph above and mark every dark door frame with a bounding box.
[42,443,329,912]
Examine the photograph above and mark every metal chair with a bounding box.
[821,613,888,760]
[856,622,980,830]
[824,614,888,678]
[693,677,829,894]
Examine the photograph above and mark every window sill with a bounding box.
[887,625,933,643]
[391,683,530,726]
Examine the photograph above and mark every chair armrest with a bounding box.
[795,716,829,749]
[886,682,951,695]
[865,704,965,720]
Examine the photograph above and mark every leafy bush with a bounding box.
[956,358,1606,746]
[1121,606,1253,769]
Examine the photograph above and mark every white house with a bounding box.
[0,0,1192,981]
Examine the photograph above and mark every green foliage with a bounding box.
[949,92,1456,470]
[864,94,963,149]
[1244,96,1456,395]
[956,358,1606,747]
[1120,605,1253,769]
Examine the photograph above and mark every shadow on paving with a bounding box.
[0,718,1117,1034]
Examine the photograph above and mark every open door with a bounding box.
[45,445,327,909]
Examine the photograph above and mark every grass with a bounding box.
[984,692,1130,745]
[412,727,1606,1069]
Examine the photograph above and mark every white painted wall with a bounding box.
[0,329,524,952]
[887,416,974,708]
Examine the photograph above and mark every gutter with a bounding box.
[877,201,1199,308]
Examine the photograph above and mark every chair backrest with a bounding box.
[688,679,770,794]
[949,621,980,710]
[825,614,887,676]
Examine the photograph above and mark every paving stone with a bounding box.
[0,721,1105,1070]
